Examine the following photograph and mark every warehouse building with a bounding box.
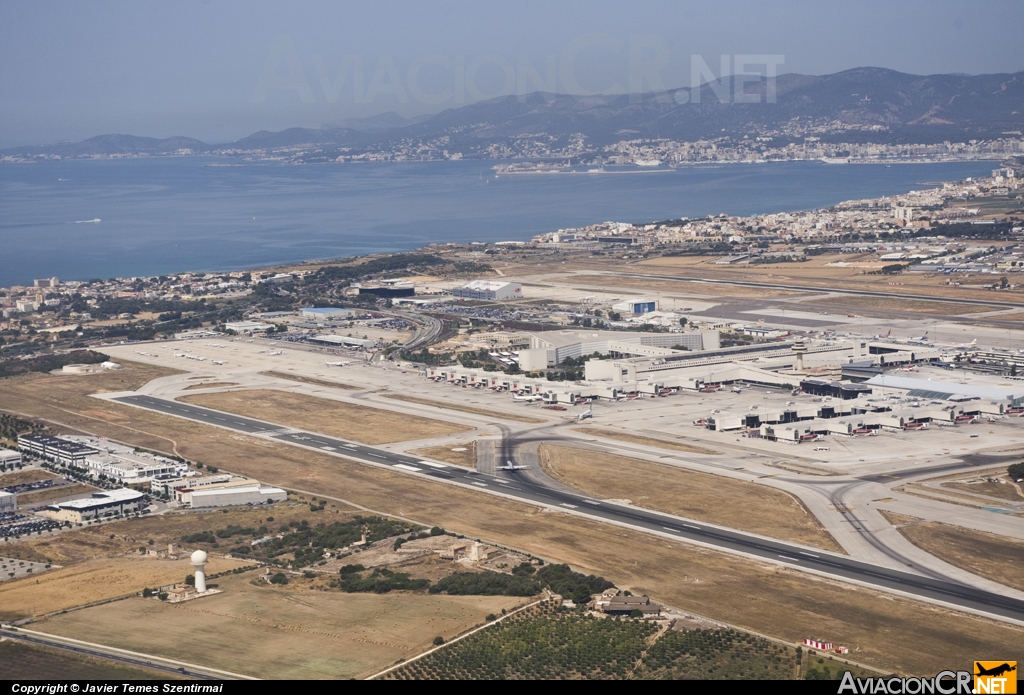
[0,448,22,467]
[612,299,658,315]
[188,485,286,508]
[224,320,271,333]
[453,280,523,301]
[300,307,354,320]
[152,473,232,496]
[308,334,376,349]
[42,488,145,523]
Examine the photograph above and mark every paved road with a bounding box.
[0,628,222,679]
[112,394,1024,624]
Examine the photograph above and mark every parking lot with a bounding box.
[0,512,62,539]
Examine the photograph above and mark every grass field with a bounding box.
[0,640,176,680]
[382,393,545,424]
[2,369,1023,674]
[35,572,526,679]
[259,371,358,390]
[412,443,478,468]
[16,482,99,507]
[573,427,721,455]
[181,389,470,445]
[0,469,57,487]
[881,514,1024,593]
[0,555,248,620]
[538,445,841,552]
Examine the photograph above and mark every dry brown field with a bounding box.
[34,573,526,679]
[183,381,240,390]
[562,275,808,299]
[259,370,358,390]
[621,253,1019,304]
[0,640,176,680]
[0,500,348,567]
[573,427,720,455]
[943,479,1024,503]
[412,443,477,468]
[2,369,1023,674]
[0,469,58,486]
[382,393,545,424]
[16,482,99,507]
[0,555,248,620]
[881,514,1024,593]
[811,295,993,315]
[180,389,470,444]
[538,445,840,552]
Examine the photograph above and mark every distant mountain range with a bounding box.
[5,67,1023,158]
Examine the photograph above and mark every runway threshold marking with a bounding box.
[561,503,578,509]
[418,461,448,468]
[320,446,336,451]
[393,464,422,472]
[779,555,800,562]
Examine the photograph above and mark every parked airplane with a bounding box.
[212,360,225,365]
[958,339,978,348]
[497,461,528,470]
[512,394,543,402]
[577,406,593,421]
[268,350,283,356]
[326,361,351,366]
[911,331,929,342]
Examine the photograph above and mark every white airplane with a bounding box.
[512,394,543,402]
[958,339,977,349]
[731,386,742,393]
[212,360,225,365]
[326,361,351,366]
[498,461,528,470]
[577,406,593,421]
[911,331,929,342]
[268,350,283,356]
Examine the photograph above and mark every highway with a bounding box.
[113,394,1024,624]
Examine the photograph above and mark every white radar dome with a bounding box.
[190,550,208,564]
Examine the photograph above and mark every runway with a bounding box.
[112,394,1024,624]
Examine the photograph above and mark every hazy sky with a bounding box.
[2,0,1023,147]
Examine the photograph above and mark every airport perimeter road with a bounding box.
[112,394,1024,624]
[613,273,1024,309]
[0,628,225,680]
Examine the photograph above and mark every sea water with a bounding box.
[0,157,995,286]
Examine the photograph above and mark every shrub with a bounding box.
[270,573,289,585]
[433,636,445,646]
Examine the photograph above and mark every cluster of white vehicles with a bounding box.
[488,350,519,366]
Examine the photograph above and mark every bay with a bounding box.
[0,157,995,286]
